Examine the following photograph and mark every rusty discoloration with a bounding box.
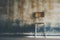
[36,0,40,11]
[31,0,35,9]
[48,0,53,10]
[18,0,25,21]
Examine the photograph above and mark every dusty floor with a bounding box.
[0,37,60,40]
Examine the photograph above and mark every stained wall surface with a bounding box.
[0,0,60,36]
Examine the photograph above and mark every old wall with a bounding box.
[17,0,60,26]
[44,0,60,27]
[18,0,44,25]
[1,0,60,27]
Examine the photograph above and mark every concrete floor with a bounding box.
[0,37,60,40]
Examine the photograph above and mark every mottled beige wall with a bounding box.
[18,0,44,25]
[44,0,60,24]
[14,0,60,25]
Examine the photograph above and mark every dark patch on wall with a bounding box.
[0,0,8,7]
